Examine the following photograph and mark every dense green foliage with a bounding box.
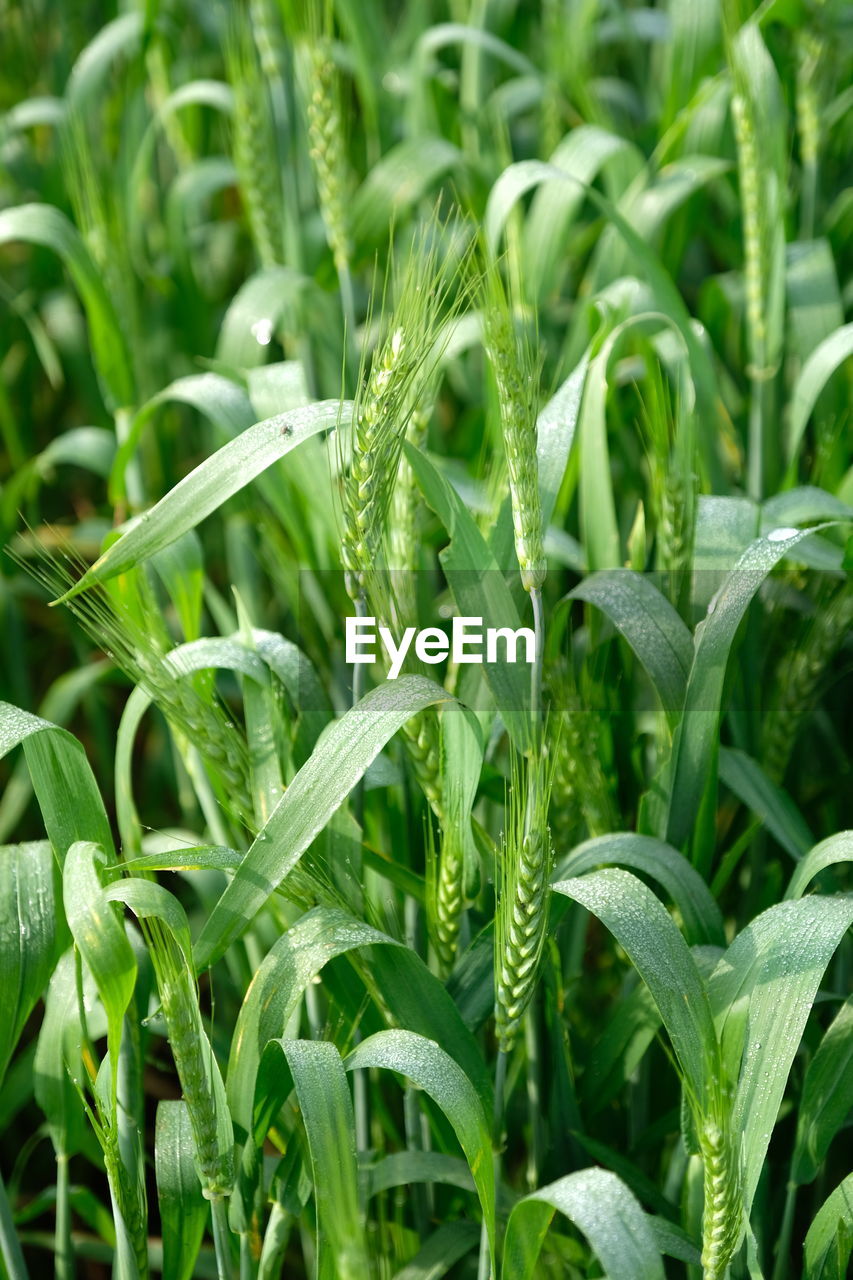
[0,1,851,1278]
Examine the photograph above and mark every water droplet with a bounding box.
[251,318,274,346]
[767,526,798,542]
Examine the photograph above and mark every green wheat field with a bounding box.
[0,1,851,1277]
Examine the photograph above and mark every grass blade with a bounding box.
[256,1039,369,1280]
[569,570,693,713]
[55,401,352,602]
[155,1102,208,1280]
[0,204,133,410]
[553,869,717,1108]
[0,840,59,1084]
[502,1167,664,1280]
[791,996,853,1187]
[553,832,724,946]
[708,895,853,1215]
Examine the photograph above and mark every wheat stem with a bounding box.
[54,1152,73,1280]
[210,1193,236,1280]
[478,1048,508,1280]
[524,996,543,1190]
[0,1167,28,1280]
[530,585,545,738]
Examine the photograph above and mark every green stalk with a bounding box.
[210,1194,235,1280]
[771,1180,797,1280]
[304,981,323,1039]
[115,406,144,512]
[349,593,368,1156]
[478,1048,508,1280]
[747,373,765,502]
[54,1153,73,1280]
[711,818,761,897]
[460,0,488,160]
[530,587,545,742]
[257,1202,292,1280]
[403,1087,429,1238]
[0,1167,28,1280]
[239,1230,257,1280]
[337,258,357,351]
[524,996,544,1190]
[403,891,430,1236]
[521,583,548,1195]
[353,1027,370,1158]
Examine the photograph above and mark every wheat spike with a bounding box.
[149,924,233,1196]
[305,37,353,279]
[433,829,464,979]
[763,581,853,783]
[495,755,553,1052]
[699,1118,742,1280]
[483,268,545,593]
[226,17,283,268]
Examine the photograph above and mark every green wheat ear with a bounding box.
[432,825,464,979]
[225,13,284,269]
[304,34,354,282]
[145,921,233,1196]
[340,215,473,606]
[548,660,618,843]
[763,579,853,784]
[495,750,554,1053]
[699,1116,743,1280]
[482,262,545,595]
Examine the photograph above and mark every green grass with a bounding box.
[0,2,851,1279]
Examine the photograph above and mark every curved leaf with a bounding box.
[0,204,133,409]
[351,140,465,247]
[256,1040,369,1280]
[804,1173,853,1280]
[708,895,853,1215]
[553,832,724,946]
[0,703,113,859]
[786,831,853,900]
[569,570,693,712]
[719,747,814,859]
[63,842,136,1099]
[553,869,717,1107]
[786,323,853,464]
[792,996,853,1186]
[502,1168,664,1280]
[345,1030,495,1270]
[55,400,352,602]
[110,373,255,503]
[665,525,838,848]
[392,1222,479,1280]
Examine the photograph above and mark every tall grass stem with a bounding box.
[211,1193,236,1280]
[0,1168,29,1280]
